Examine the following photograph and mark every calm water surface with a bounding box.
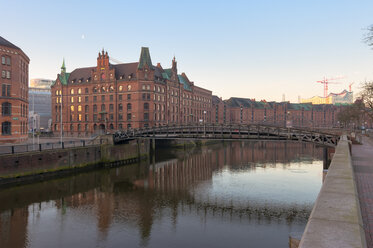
[0,141,323,248]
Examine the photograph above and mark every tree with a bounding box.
[363,25,373,47]
[360,81,373,122]
[337,102,363,128]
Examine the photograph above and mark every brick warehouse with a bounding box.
[51,48,213,136]
[0,36,29,143]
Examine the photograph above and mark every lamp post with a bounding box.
[203,110,207,136]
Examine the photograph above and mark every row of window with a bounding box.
[54,123,133,132]
[1,56,11,66]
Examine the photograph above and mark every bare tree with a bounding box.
[361,81,373,121]
[363,25,373,47]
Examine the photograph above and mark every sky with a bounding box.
[2,0,373,102]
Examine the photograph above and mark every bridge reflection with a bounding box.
[0,141,322,248]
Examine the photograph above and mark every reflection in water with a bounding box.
[0,141,322,248]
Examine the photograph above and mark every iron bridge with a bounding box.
[113,124,340,147]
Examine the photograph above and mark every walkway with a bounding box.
[352,135,373,247]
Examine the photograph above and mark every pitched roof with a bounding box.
[138,47,153,69]
[0,36,20,49]
[178,74,192,91]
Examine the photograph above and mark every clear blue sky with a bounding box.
[2,0,373,102]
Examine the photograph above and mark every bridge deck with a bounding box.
[113,124,339,147]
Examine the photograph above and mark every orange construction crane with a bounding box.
[316,77,344,97]
[348,82,354,92]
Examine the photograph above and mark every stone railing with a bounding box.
[299,135,366,248]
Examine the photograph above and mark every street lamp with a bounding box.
[203,110,207,136]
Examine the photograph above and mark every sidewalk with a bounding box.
[352,136,373,248]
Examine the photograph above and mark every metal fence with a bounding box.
[0,139,103,155]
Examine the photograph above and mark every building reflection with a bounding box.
[0,141,322,247]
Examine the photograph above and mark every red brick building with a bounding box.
[51,48,212,136]
[217,97,343,128]
[0,36,29,143]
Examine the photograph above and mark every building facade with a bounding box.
[51,48,212,136]
[0,36,29,143]
[301,90,353,105]
[29,79,53,131]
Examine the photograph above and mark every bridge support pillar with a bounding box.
[323,147,330,171]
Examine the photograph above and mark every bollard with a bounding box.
[11,146,14,154]
[39,143,42,151]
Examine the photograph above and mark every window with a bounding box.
[85,114,88,121]
[85,105,89,112]
[110,124,114,130]
[118,114,123,120]
[119,95,122,101]
[101,95,105,102]
[78,105,82,112]
[144,113,149,121]
[119,124,123,130]
[118,103,123,112]
[85,88,88,94]
[85,96,88,102]
[127,103,132,110]
[109,104,114,112]
[78,114,82,121]
[127,94,131,100]
[142,93,146,100]
[70,89,74,94]
[93,114,97,121]
[2,70,6,78]
[6,71,10,79]
[1,102,11,116]
[93,96,97,102]
[127,113,132,121]
[93,87,97,93]
[110,95,113,101]
[127,85,132,91]
[147,94,150,100]
[101,104,105,111]
[93,104,97,112]
[1,56,5,65]
[71,97,74,103]
[70,106,74,112]
[109,114,113,121]
[101,86,106,93]
[85,124,88,131]
[70,124,74,131]
[78,124,81,131]
[2,84,10,96]
[78,88,81,94]
[78,96,81,103]
[1,122,11,135]
[119,85,123,91]
[144,102,149,110]
[127,124,131,129]
[6,57,10,66]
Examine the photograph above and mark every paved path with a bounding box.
[352,136,373,247]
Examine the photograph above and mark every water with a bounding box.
[0,141,323,248]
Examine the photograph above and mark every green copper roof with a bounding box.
[61,58,66,70]
[138,47,153,69]
[58,72,70,85]
[178,75,192,91]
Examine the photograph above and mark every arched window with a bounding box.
[119,85,123,91]
[1,102,11,116]
[93,87,97,93]
[109,85,114,92]
[144,102,149,110]
[70,89,74,95]
[2,121,11,135]
[101,86,106,93]
[127,103,132,110]
[78,88,81,94]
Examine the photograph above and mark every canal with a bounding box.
[0,141,324,248]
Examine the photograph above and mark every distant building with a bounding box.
[30,78,53,89]
[29,87,52,131]
[301,90,353,105]
[0,36,30,143]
